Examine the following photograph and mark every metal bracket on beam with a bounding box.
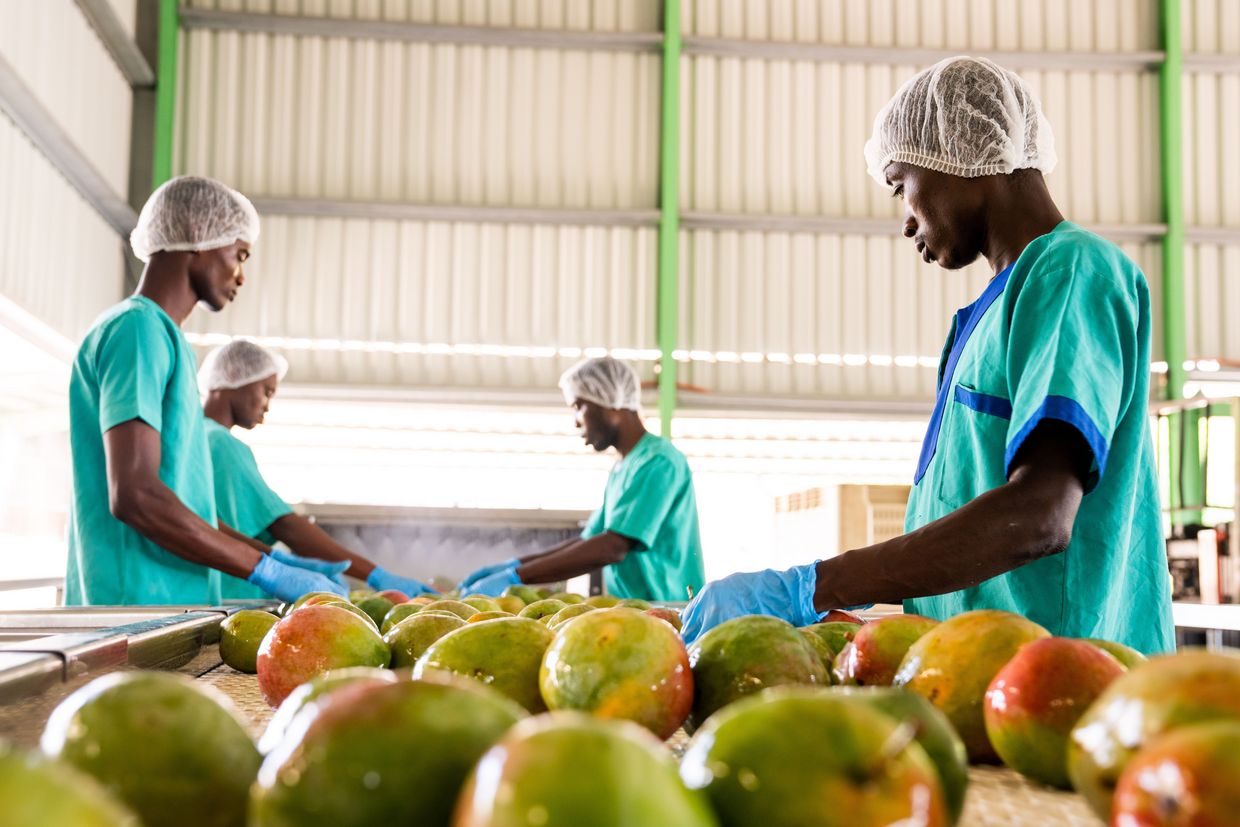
[0,55,138,236]
[1184,53,1240,73]
[682,38,1165,72]
[1184,225,1240,244]
[251,197,660,228]
[178,8,663,53]
[74,0,155,87]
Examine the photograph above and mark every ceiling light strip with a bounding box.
[184,333,941,368]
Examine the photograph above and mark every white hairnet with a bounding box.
[198,339,288,395]
[558,357,641,412]
[864,56,1057,186]
[130,176,260,262]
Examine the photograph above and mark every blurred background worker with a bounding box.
[458,357,706,602]
[66,177,346,605]
[200,339,435,600]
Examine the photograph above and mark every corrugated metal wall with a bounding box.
[1186,244,1240,360]
[680,232,1164,398]
[188,216,657,388]
[0,0,131,341]
[1184,0,1240,52]
[177,29,660,208]
[682,61,1159,224]
[1183,1,1240,362]
[682,0,1158,50]
[0,115,123,340]
[177,10,663,387]
[676,0,1165,397]
[173,1,1238,403]
[184,0,661,30]
[0,0,133,196]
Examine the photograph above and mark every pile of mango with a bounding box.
[5,590,1240,826]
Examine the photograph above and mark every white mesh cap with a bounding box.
[864,56,1057,186]
[130,176,260,262]
[558,357,641,412]
[198,339,289,395]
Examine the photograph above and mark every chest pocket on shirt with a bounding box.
[934,383,1013,509]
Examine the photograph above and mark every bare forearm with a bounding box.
[814,471,1082,610]
[517,534,631,583]
[219,522,270,553]
[518,537,577,564]
[114,485,261,579]
[268,514,376,580]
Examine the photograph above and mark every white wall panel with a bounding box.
[681,57,1161,226]
[679,229,1165,398]
[178,29,660,208]
[185,217,658,388]
[1140,242,1164,365]
[1186,244,1240,360]
[1184,0,1240,53]
[0,0,132,196]
[185,0,661,31]
[0,115,125,340]
[1182,71,1240,227]
[682,0,1158,51]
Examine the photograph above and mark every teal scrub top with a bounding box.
[904,221,1175,655]
[581,433,706,602]
[204,418,294,600]
[66,297,222,605]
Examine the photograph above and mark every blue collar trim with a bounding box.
[913,264,1015,485]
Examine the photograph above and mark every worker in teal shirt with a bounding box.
[681,57,1175,655]
[458,357,706,601]
[198,339,434,600]
[66,176,347,605]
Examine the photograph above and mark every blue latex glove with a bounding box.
[463,562,522,597]
[367,566,436,598]
[270,549,351,589]
[248,554,348,602]
[680,562,829,646]
[459,558,521,594]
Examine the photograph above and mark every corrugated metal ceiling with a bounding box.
[170,0,1237,400]
[184,216,659,389]
[178,28,661,208]
[0,0,132,196]
[681,0,1158,51]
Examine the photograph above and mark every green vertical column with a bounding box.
[151,0,179,188]
[656,0,682,439]
[1159,0,1203,527]
[1161,0,1186,402]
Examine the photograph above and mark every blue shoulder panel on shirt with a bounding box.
[1004,395,1109,488]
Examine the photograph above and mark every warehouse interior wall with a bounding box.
[3,0,1240,601]
[0,0,138,605]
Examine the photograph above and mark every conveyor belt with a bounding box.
[199,664,1104,826]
